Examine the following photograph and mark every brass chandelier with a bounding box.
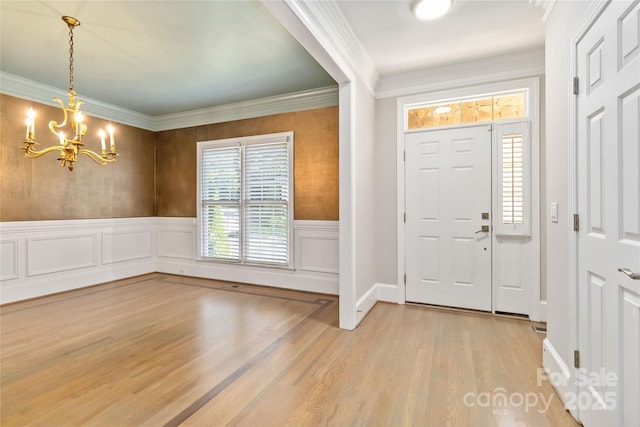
[22,16,117,171]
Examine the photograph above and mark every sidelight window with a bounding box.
[496,122,530,236]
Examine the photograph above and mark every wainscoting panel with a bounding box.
[155,218,339,295]
[27,234,97,277]
[156,221,196,260]
[0,218,156,304]
[0,218,339,303]
[0,239,19,281]
[102,230,152,265]
[295,221,339,274]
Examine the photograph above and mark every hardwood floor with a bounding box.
[0,274,577,426]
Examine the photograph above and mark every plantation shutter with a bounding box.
[244,142,289,265]
[496,122,530,236]
[200,146,241,260]
[502,134,524,224]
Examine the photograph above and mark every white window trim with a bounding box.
[196,131,295,269]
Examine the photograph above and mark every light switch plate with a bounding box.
[551,202,558,223]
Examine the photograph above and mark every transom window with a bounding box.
[197,132,294,267]
[406,91,526,130]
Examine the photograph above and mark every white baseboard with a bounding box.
[354,282,400,327]
[376,283,398,303]
[0,260,155,303]
[542,338,577,419]
[355,283,378,325]
[156,258,337,295]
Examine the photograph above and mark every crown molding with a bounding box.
[151,86,338,131]
[1,72,338,132]
[280,0,379,94]
[0,72,156,130]
[529,0,558,22]
[375,48,545,99]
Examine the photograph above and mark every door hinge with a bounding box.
[573,77,579,95]
[574,350,580,368]
[404,274,406,284]
[404,150,406,162]
[404,212,406,223]
[573,214,579,232]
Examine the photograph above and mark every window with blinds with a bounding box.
[197,132,293,266]
[502,134,524,224]
[496,122,530,236]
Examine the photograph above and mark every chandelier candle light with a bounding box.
[22,16,117,171]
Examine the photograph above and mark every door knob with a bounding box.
[618,268,640,280]
[475,225,490,234]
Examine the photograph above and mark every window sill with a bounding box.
[195,257,295,272]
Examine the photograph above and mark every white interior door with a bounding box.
[576,1,640,425]
[405,125,492,310]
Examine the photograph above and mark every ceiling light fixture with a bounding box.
[22,16,117,171]
[411,0,454,21]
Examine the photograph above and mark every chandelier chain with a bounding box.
[68,25,74,92]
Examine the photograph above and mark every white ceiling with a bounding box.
[0,1,545,117]
[337,0,545,76]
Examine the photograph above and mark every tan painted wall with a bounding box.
[1,95,338,221]
[0,94,156,221]
[156,106,339,220]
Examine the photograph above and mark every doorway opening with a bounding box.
[397,78,541,319]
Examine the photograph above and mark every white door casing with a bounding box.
[576,1,640,425]
[405,125,492,310]
[397,78,541,319]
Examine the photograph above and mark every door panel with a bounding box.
[577,1,640,425]
[405,125,492,310]
[620,85,639,244]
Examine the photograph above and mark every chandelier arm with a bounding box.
[22,145,66,159]
[48,98,69,135]
[78,149,115,165]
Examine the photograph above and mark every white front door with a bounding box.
[576,1,640,425]
[405,125,492,310]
